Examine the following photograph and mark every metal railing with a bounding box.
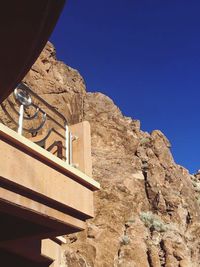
[0,82,77,166]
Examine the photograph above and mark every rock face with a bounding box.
[26,42,200,267]
[24,42,86,125]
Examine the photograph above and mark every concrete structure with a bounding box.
[0,0,66,102]
[0,121,100,266]
[0,1,98,265]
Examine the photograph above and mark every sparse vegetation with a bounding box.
[140,211,168,232]
[192,180,200,192]
[191,178,200,206]
[140,137,151,146]
[120,235,130,245]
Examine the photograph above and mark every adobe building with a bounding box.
[0,1,100,266]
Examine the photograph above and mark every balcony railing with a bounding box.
[0,82,76,166]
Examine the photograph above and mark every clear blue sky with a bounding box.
[50,0,200,173]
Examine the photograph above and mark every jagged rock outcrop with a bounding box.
[25,42,200,267]
[24,42,86,125]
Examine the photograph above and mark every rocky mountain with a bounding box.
[25,42,200,267]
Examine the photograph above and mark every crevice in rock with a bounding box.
[80,94,85,122]
[115,247,122,267]
[185,210,192,232]
[41,90,72,95]
[186,211,192,225]
[117,248,121,258]
[159,240,166,267]
[142,161,152,205]
[147,248,154,267]
[115,223,131,265]
[31,67,40,74]
[120,223,130,245]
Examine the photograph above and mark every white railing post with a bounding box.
[65,124,69,164]
[69,131,73,165]
[18,104,24,135]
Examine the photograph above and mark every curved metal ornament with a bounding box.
[28,112,47,134]
[7,99,40,120]
[1,80,70,163]
[13,84,47,135]
[14,86,32,106]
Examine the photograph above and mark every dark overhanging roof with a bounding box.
[0,0,66,103]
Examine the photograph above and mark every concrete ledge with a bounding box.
[0,123,100,191]
[0,187,85,233]
[0,123,100,220]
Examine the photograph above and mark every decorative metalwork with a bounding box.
[0,82,78,166]
[14,84,47,135]
[14,85,32,106]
